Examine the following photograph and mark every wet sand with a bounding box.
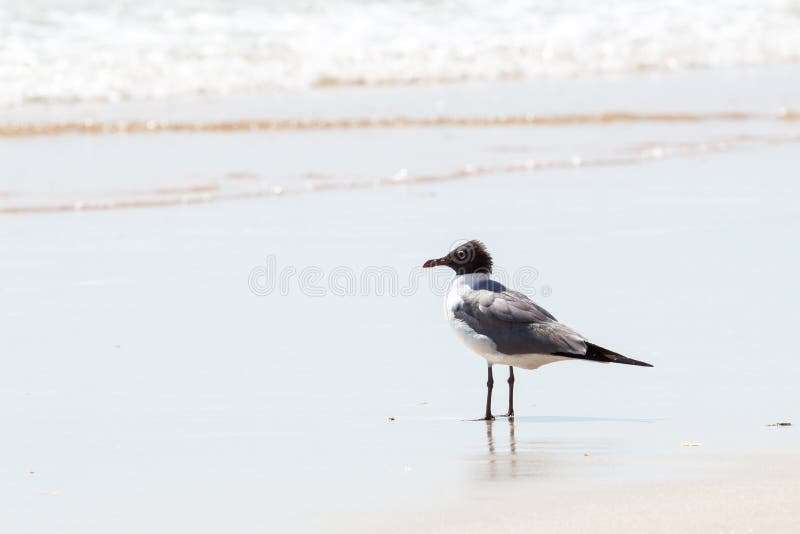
[372,445,800,534]
[2,69,800,532]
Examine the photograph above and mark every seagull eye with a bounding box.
[456,250,466,259]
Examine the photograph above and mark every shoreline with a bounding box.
[2,110,799,139]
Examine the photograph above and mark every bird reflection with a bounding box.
[477,416,650,481]
[484,418,519,480]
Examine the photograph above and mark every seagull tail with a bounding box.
[584,342,653,367]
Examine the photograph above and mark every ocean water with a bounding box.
[2,0,800,108]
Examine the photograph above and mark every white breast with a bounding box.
[445,274,498,357]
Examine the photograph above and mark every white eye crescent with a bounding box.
[456,250,466,259]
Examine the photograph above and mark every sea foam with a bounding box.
[1,0,799,108]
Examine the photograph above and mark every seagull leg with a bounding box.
[506,366,515,418]
[482,365,495,421]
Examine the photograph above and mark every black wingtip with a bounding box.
[554,342,654,367]
[589,343,654,367]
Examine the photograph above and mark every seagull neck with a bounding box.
[454,272,491,284]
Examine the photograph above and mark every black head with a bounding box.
[422,240,493,275]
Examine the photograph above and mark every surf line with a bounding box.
[1,110,798,138]
[3,134,798,215]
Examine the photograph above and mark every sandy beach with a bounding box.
[3,3,800,529]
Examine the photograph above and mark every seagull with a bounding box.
[423,240,652,420]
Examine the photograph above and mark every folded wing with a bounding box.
[454,287,588,356]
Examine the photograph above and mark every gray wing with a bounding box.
[454,287,587,356]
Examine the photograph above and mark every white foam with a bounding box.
[1,0,800,108]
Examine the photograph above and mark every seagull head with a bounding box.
[422,240,493,275]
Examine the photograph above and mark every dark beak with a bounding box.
[422,257,447,268]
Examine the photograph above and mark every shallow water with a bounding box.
[3,68,800,215]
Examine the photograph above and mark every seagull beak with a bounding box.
[422,257,446,268]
